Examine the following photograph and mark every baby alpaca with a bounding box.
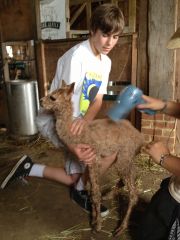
[41,84,144,236]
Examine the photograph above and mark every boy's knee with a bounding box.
[70,173,81,185]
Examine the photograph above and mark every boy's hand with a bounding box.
[69,144,96,166]
[144,141,170,164]
[70,118,89,136]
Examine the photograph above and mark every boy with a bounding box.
[1,4,124,217]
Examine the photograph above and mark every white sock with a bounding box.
[75,177,84,191]
[29,164,45,178]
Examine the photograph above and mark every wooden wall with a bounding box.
[136,0,148,93]
[35,33,137,125]
[148,0,175,100]
[36,34,137,98]
[141,0,180,154]
[174,1,180,154]
[0,0,36,41]
[0,0,36,126]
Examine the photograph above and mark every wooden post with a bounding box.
[66,0,70,38]
[34,0,41,40]
[86,0,92,29]
[136,0,148,93]
[174,0,180,154]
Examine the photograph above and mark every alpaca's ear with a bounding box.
[61,80,67,89]
[67,83,75,94]
[64,83,74,101]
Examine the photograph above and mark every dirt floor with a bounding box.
[0,128,170,240]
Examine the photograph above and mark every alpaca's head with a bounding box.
[41,83,74,114]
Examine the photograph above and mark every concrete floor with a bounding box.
[0,129,169,240]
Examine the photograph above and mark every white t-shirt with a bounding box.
[50,39,111,117]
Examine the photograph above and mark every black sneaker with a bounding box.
[70,187,109,217]
[1,155,33,189]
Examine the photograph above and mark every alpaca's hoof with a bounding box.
[95,222,102,232]
[113,223,127,237]
[91,220,102,233]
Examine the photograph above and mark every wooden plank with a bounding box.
[136,0,148,93]
[131,33,137,85]
[86,0,92,29]
[174,0,180,154]
[130,33,138,126]
[34,0,41,40]
[148,0,175,99]
[128,0,136,32]
[111,0,118,5]
[70,0,104,6]
[123,0,136,33]
[66,0,70,37]
[0,0,36,41]
[1,43,9,81]
[108,34,132,83]
[70,3,86,26]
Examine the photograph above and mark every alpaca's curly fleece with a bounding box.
[41,86,144,235]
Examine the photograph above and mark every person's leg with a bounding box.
[43,165,80,186]
[70,153,117,217]
[137,178,177,240]
[0,155,79,189]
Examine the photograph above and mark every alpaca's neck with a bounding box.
[54,101,73,134]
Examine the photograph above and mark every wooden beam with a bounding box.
[34,0,41,40]
[86,0,91,29]
[136,0,148,93]
[66,0,70,37]
[121,0,136,33]
[110,0,118,5]
[70,2,86,26]
[128,0,136,32]
[70,0,88,6]
[174,0,180,154]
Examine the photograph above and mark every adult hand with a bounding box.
[137,95,166,111]
[69,144,96,166]
[144,141,170,164]
[70,118,89,136]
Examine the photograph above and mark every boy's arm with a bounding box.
[70,94,103,135]
[84,94,103,122]
[68,143,96,166]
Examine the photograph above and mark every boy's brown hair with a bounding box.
[90,3,124,34]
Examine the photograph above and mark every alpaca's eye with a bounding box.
[50,96,56,101]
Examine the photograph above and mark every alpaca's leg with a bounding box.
[115,168,138,236]
[88,157,102,231]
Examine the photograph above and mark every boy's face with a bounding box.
[90,29,120,56]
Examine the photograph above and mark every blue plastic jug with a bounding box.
[107,85,156,122]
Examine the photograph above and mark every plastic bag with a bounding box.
[35,107,64,148]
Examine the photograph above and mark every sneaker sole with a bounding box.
[0,155,28,189]
[100,209,109,218]
[71,199,109,218]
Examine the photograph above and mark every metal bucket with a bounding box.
[5,80,39,140]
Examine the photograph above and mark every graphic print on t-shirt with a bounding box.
[80,72,102,116]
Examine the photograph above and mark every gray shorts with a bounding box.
[64,152,86,175]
